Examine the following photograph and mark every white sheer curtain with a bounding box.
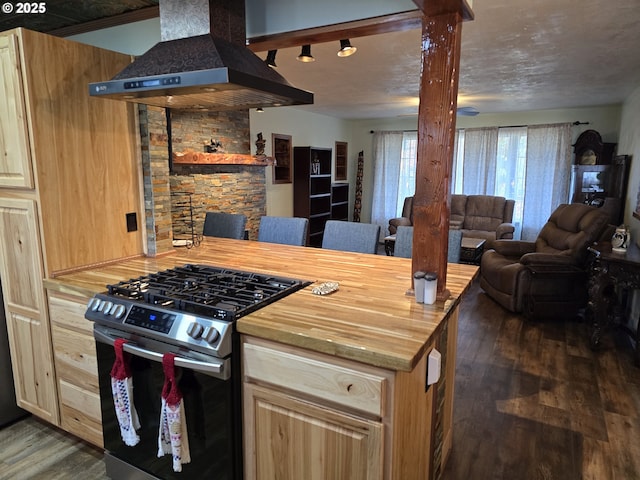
[521,123,572,240]
[461,127,498,194]
[452,123,571,240]
[371,131,404,239]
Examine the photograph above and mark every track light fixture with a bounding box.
[337,39,357,57]
[296,45,315,62]
[265,50,277,68]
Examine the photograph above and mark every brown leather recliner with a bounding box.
[479,203,609,317]
[388,196,414,235]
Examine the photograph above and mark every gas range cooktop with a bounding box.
[105,264,309,320]
[85,264,310,357]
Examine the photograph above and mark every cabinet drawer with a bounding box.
[243,340,388,417]
[48,291,92,334]
[58,379,103,448]
[51,324,98,392]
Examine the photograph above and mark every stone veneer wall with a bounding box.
[140,105,267,254]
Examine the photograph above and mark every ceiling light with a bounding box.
[297,45,315,63]
[256,107,264,112]
[265,50,277,68]
[337,39,357,57]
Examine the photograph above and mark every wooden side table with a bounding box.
[459,237,485,265]
[587,241,640,364]
[384,234,396,256]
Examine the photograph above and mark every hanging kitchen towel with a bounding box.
[110,338,140,447]
[157,353,191,472]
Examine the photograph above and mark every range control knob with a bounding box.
[204,327,220,344]
[187,322,205,339]
[88,298,101,311]
[103,301,114,315]
[112,304,126,319]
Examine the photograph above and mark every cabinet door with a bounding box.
[0,33,34,188]
[0,197,58,423]
[244,384,383,480]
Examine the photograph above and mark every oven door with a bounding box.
[94,325,242,480]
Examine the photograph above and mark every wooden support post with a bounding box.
[411,10,463,300]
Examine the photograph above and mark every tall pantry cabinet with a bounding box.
[0,28,144,428]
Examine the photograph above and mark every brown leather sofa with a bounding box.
[389,195,515,249]
[479,203,609,317]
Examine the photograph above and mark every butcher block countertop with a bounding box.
[44,237,478,372]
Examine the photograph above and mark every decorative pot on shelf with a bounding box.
[611,225,630,253]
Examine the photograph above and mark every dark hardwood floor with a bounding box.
[442,279,640,480]
[1,278,638,479]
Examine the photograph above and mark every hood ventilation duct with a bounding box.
[89,0,313,111]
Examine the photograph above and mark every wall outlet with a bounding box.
[426,348,442,391]
[126,212,138,232]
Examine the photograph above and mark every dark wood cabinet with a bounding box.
[331,184,349,221]
[335,141,348,181]
[272,133,292,184]
[570,155,631,225]
[293,147,332,247]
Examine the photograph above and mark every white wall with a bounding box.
[617,84,640,329]
[618,85,640,242]
[249,108,355,217]
[455,105,622,144]
[69,18,160,55]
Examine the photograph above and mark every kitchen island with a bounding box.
[44,237,478,479]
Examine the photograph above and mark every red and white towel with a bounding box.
[157,353,191,472]
[110,338,140,447]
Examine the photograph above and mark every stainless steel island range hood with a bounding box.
[89,0,313,111]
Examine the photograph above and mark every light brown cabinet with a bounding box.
[242,337,387,480]
[242,312,459,480]
[0,34,33,188]
[0,196,57,423]
[0,28,143,426]
[48,291,102,447]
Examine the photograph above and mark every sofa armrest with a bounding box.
[388,217,412,235]
[491,240,535,257]
[519,252,578,267]
[496,222,515,240]
[449,219,463,230]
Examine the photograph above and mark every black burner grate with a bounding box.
[106,264,309,319]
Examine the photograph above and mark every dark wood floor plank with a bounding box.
[442,279,640,480]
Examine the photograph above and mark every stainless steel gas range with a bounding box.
[85,264,309,480]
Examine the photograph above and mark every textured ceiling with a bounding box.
[269,0,640,119]
[3,0,639,119]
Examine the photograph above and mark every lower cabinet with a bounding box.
[47,290,103,447]
[242,309,459,480]
[242,337,388,480]
[245,385,383,480]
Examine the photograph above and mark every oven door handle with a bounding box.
[94,328,228,378]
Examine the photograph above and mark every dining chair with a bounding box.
[202,212,247,239]
[394,225,463,263]
[321,220,381,254]
[258,216,309,246]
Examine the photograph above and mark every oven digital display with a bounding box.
[124,305,176,334]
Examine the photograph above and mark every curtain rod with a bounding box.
[370,121,589,134]
[369,130,417,133]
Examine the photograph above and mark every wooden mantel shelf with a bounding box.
[172,150,273,166]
